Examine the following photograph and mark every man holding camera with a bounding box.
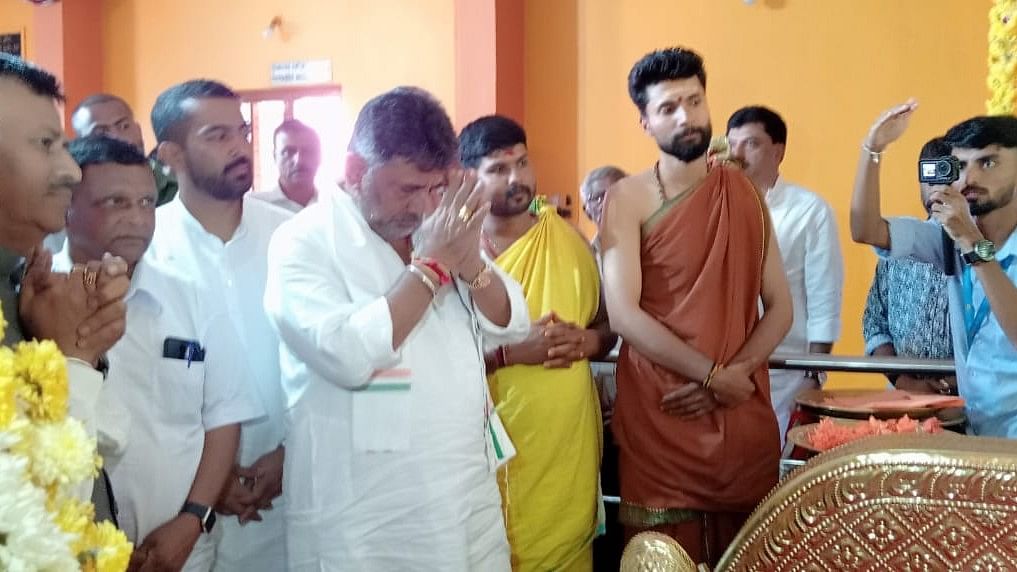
[862,136,955,395]
[851,100,1017,437]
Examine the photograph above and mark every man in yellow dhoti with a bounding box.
[460,115,615,571]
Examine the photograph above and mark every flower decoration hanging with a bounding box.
[988,0,1017,114]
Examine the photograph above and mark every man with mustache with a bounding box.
[459,115,614,571]
[58,135,260,572]
[599,47,792,565]
[862,136,955,395]
[264,87,530,570]
[148,80,292,571]
[852,102,1017,437]
[0,53,130,515]
[252,119,321,213]
[726,106,844,445]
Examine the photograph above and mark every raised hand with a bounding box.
[76,253,129,357]
[865,99,918,153]
[929,187,982,248]
[19,249,130,367]
[19,249,94,362]
[415,169,490,273]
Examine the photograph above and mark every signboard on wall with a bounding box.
[0,32,23,57]
[271,60,332,85]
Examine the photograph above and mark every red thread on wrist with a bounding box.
[414,257,452,286]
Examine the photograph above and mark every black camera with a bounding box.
[918,155,961,185]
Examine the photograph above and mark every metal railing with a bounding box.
[593,352,956,377]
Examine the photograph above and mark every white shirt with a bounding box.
[56,250,261,566]
[765,178,844,437]
[264,188,530,571]
[249,184,316,214]
[150,194,292,571]
[44,249,124,503]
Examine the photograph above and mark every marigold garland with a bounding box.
[14,339,69,422]
[988,0,1017,114]
[0,304,132,570]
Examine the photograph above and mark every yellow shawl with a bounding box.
[489,204,602,571]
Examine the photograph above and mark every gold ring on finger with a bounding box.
[458,205,472,223]
[83,270,98,288]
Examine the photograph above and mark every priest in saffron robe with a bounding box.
[600,47,792,566]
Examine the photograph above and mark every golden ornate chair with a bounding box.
[621,434,1017,571]
[719,433,1017,571]
[620,532,703,572]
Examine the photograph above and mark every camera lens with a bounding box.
[936,160,951,176]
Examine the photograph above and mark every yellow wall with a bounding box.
[0,0,33,59]
[102,0,456,146]
[527,0,989,387]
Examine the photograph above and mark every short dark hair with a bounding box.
[68,135,149,170]
[273,119,319,145]
[943,116,1017,150]
[458,115,527,168]
[627,47,706,114]
[348,86,457,172]
[919,136,951,160]
[727,106,787,145]
[151,79,237,144]
[0,53,63,100]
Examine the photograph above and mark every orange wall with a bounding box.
[58,0,104,124]
[0,0,33,58]
[455,0,497,128]
[524,0,578,215]
[527,0,990,387]
[102,0,456,147]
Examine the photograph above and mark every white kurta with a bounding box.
[765,179,844,441]
[264,188,530,571]
[56,251,262,571]
[249,184,317,214]
[150,195,292,571]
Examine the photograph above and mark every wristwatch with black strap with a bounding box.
[962,239,996,266]
[180,501,216,533]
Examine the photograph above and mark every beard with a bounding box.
[186,154,253,201]
[490,183,535,217]
[965,184,1015,216]
[658,124,712,163]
